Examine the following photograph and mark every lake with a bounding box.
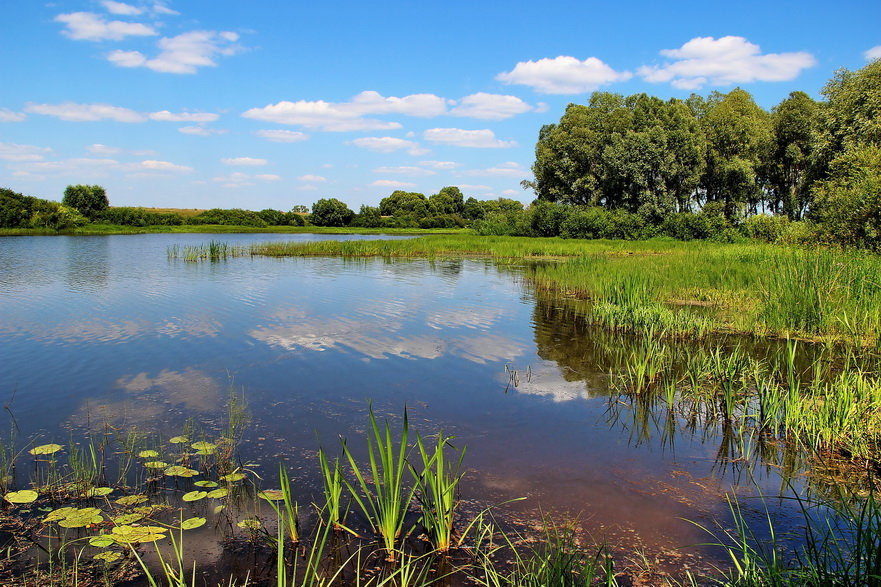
[0,233,815,579]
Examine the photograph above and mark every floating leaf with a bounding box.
[113,513,144,525]
[57,507,103,528]
[5,490,38,504]
[111,525,167,544]
[134,505,157,516]
[206,487,228,499]
[194,480,218,488]
[144,461,168,469]
[213,504,225,514]
[116,494,148,506]
[138,450,159,458]
[221,472,245,482]
[258,490,285,501]
[182,491,207,502]
[237,518,261,530]
[191,441,216,452]
[169,436,189,444]
[44,507,77,523]
[94,551,122,563]
[164,466,199,478]
[89,535,115,548]
[85,486,113,497]
[181,517,206,530]
[29,444,62,456]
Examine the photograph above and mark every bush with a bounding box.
[560,207,612,239]
[62,184,108,219]
[187,208,267,226]
[310,198,354,227]
[0,188,87,229]
[98,207,184,226]
[660,213,713,240]
[528,201,570,237]
[743,214,790,242]
[605,209,650,239]
[418,214,466,229]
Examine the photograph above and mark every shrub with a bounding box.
[62,184,109,219]
[743,214,791,242]
[310,198,354,227]
[605,209,650,240]
[660,212,713,241]
[528,201,570,237]
[560,207,612,239]
[188,208,268,226]
[98,207,184,226]
[0,188,87,229]
[418,214,466,229]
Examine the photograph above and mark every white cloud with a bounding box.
[213,171,279,186]
[178,126,227,136]
[55,11,157,41]
[255,174,281,181]
[254,129,309,143]
[457,184,492,191]
[449,93,533,120]
[109,30,242,74]
[461,162,527,177]
[497,56,631,94]
[502,189,521,197]
[350,136,428,155]
[371,179,417,188]
[132,160,193,173]
[423,128,516,149]
[0,142,52,162]
[151,2,179,15]
[86,144,156,156]
[24,102,146,122]
[866,46,881,61]
[242,90,448,132]
[222,157,267,166]
[373,166,435,177]
[0,109,26,123]
[638,36,816,90]
[149,110,219,122]
[101,1,143,15]
[296,184,319,191]
[297,174,326,182]
[418,160,461,170]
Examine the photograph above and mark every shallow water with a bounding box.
[0,233,818,577]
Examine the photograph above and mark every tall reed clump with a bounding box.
[340,406,416,561]
[410,432,466,553]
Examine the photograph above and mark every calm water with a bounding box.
[0,233,812,572]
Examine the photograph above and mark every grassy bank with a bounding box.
[0,224,468,236]
[233,235,881,346]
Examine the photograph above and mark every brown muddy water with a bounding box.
[0,234,834,583]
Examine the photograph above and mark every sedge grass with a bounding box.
[410,432,466,553]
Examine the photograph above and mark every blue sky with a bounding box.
[1,0,879,211]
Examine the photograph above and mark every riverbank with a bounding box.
[0,224,469,236]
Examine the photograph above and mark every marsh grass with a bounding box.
[410,432,466,553]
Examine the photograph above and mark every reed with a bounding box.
[410,432,466,552]
[318,448,345,529]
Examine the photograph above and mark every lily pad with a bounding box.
[206,487,228,499]
[181,517,206,530]
[220,472,245,482]
[44,507,77,523]
[111,525,167,544]
[138,450,159,458]
[113,513,144,525]
[89,535,115,548]
[191,441,216,452]
[85,486,113,497]
[144,461,168,469]
[29,444,62,456]
[116,494,148,506]
[169,436,189,444]
[237,518,261,530]
[94,551,122,563]
[57,507,103,528]
[5,490,38,504]
[164,465,199,478]
[182,491,207,502]
[213,504,225,514]
[194,480,218,488]
[258,490,285,501]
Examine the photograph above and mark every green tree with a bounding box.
[429,186,464,215]
[813,146,881,249]
[767,91,818,219]
[291,205,309,214]
[310,198,354,226]
[379,191,429,219]
[62,184,109,219]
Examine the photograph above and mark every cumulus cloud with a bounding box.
[497,56,631,94]
[350,136,428,155]
[297,174,326,182]
[638,36,816,90]
[221,157,267,166]
[373,166,435,177]
[457,184,492,191]
[213,171,278,187]
[371,179,417,188]
[418,160,461,170]
[254,129,309,143]
[25,102,146,122]
[108,30,242,74]
[87,144,156,156]
[866,46,881,61]
[55,11,157,41]
[255,174,281,181]
[178,126,227,136]
[423,128,516,149]
[0,109,26,123]
[133,160,193,173]
[0,142,52,162]
[100,1,143,15]
[461,162,528,177]
[449,93,533,120]
[149,110,219,122]
[10,156,191,177]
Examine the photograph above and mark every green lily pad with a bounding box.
[169,436,189,444]
[144,461,168,469]
[113,513,144,525]
[181,517,206,530]
[85,486,113,497]
[237,518,261,530]
[57,507,103,528]
[110,525,167,544]
[29,444,62,456]
[89,535,115,548]
[213,504,225,514]
[191,441,216,452]
[194,480,218,488]
[164,465,199,478]
[94,551,122,563]
[5,490,38,504]
[182,491,207,502]
[220,472,245,482]
[258,490,285,501]
[138,450,159,458]
[44,507,77,523]
[116,494,148,506]
[206,487,228,499]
